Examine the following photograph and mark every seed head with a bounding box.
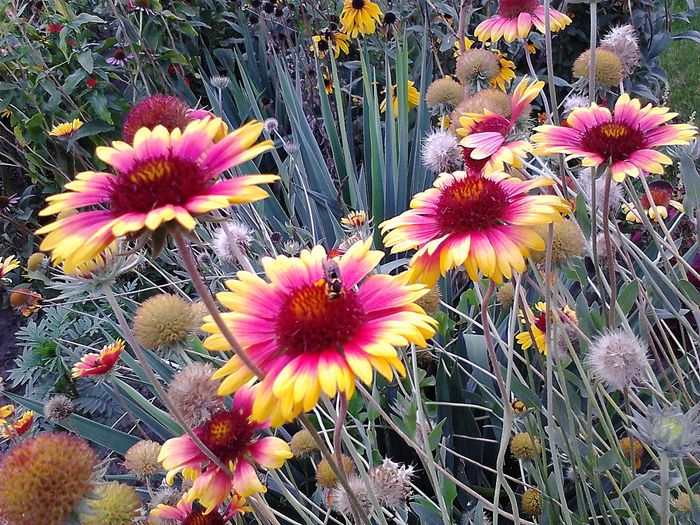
[510,432,542,460]
[331,474,372,514]
[210,75,231,90]
[573,49,624,87]
[425,77,464,111]
[263,118,279,133]
[122,94,190,144]
[316,454,355,488]
[44,394,74,422]
[562,94,589,116]
[133,294,203,352]
[530,219,586,264]
[600,25,640,78]
[497,283,515,308]
[521,488,541,516]
[456,49,500,85]
[212,223,253,263]
[0,433,97,525]
[421,130,462,173]
[587,329,648,391]
[370,459,414,508]
[80,482,142,525]
[450,90,511,132]
[168,362,224,427]
[578,168,623,211]
[27,252,46,272]
[124,440,163,479]
[415,285,441,316]
[289,429,319,457]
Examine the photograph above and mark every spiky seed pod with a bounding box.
[530,220,586,264]
[421,130,463,173]
[133,294,203,352]
[455,49,500,85]
[600,25,641,78]
[263,118,279,133]
[316,455,355,488]
[44,395,74,422]
[510,432,542,460]
[425,77,464,111]
[122,94,190,144]
[331,474,373,514]
[210,75,231,90]
[496,283,515,308]
[27,252,46,271]
[289,430,320,458]
[587,329,648,391]
[124,440,163,479]
[370,459,415,508]
[415,285,441,316]
[0,433,97,525]
[672,492,696,513]
[521,488,542,516]
[167,362,224,427]
[450,90,511,132]
[80,482,142,525]
[148,485,181,511]
[212,223,254,263]
[572,49,624,87]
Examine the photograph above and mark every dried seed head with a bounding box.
[521,488,541,516]
[530,220,586,264]
[510,432,542,460]
[289,430,320,458]
[415,285,441,316]
[572,49,624,87]
[587,329,648,391]
[456,49,500,85]
[497,283,515,308]
[168,362,224,427]
[316,455,355,488]
[421,130,463,173]
[124,440,163,480]
[133,294,204,352]
[27,252,46,272]
[80,482,142,525]
[44,395,74,422]
[425,77,464,111]
[122,94,190,144]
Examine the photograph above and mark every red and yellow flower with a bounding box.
[623,180,684,223]
[36,118,277,274]
[0,255,19,283]
[203,239,437,427]
[380,171,571,286]
[1,410,35,439]
[532,94,697,182]
[456,78,543,174]
[515,302,577,354]
[151,496,249,524]
[72,339,125,378]
[474,0,571,43]
[49,119,84,138]
[159,386,292,512]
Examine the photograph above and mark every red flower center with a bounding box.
[110,156,210,215]
[276,281,366,356]
[435,175,512,234]
[639,187,672,210]
[497,0,540,18]
[183,505,226,525]
[534,312,548,333]
[199,410,254,464]
[580,122,646,162]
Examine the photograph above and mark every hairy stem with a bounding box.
[602,172,618,326]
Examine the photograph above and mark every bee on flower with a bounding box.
[622,180,684,223]
[0,255,19,284]
[49,119,83,138]
[516,302,578,355]
[72,339,125,378]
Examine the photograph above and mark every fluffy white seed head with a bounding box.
[600,25,641,78]
[587,329,648,391]
[212,223,253,263]
[421,130,462,173]
[578,168,623,211]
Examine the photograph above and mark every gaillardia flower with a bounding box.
[474,0,571,43]
[36,118,277,273]
[532,94,697,182]
[516,302,578,355]
[72,339,124,378]
[381,81,421,117]
[1,410,34,439]
[159,386,292,511]
[49,119,84,138]
[456,78,544,174]
[203,239,437,426]
[340,0,383,38]
[623,180,684,223]
[152,497,249,524]
[0,255,19,283]
[381,172,570,286]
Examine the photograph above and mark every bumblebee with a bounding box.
[322,259,343,300]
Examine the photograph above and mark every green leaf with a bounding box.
[77,51,93,73]
[678,279,700,305]
[5,392,139,454]
[617,281,640,314]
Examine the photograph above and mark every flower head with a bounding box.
[122,94,191,144]
[289,429,319,457]
[572,49,624,87]
[497,282,515,307]
[630,401,700,457]
[106,48,133,66]
[1,410,35,438]
[516,302,578,355]
[529,219,585,264]
[203,239,437,426]
[168,362,224,427]
[381,81,421,117]
[49,119,83,137]
[151,498,247,524]
[456,49,501,89]
[450,90,512,131]
[381,171,570,286]
[578,167,623,211]
[421,130,463,173]
[316,455,355,488]
[212,223,254,263]
[312,29,351,58]
[26,252,46,272]
[425,77,464,113]
[36,118,277,273]
[510,432,541,460]
[0,255,19,283]
[623,180,684,222]
[159,386,292,512]
[44,395,74,422]
[586,329,648,391]
[492,51,516,91]
[600,25,640,78]
[0,433,97,525]
[340,0,383,38]
[71,339,124,378]
[474,0,571,43]
[133,294,203,352]
[455,78,544,174]
[9,287,41,316]
[80,482,141,525]
[521,488,541,516]
[533,95,697,182]
[124,440,163,479]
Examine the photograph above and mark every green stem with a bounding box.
[660,453,670,525]
[588,3,598,99]
[602,171,618,326]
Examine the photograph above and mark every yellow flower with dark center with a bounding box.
[453,36,475,57]
[492,51,516,91]
[381,81,421,117]
[324,74,334,94]
[49,119,84,137]
[516,302,578,355]
[312,30,351,58]
[340,0,383,38]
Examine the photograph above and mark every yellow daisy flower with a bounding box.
[340,0,383,38]
[381,81,421,117]
[311,30,351,58]
[49,119,84,138]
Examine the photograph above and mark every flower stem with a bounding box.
[660,453,670,525]
[602,172,618,326]
[172,229,265,379]
[101,284,232,476]
[588,2,598,99]
[334,393,348,469]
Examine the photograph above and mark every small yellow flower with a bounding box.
[0,255,20,282]
[49,119,84,137]
[381,81,420,117]
[311,31,351,59]
[492,51,516,91]
[516,302,578,355]
[453,36,475,57]
[340,0,383,38]
[323,74,334,94]
[0,108,12,119]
